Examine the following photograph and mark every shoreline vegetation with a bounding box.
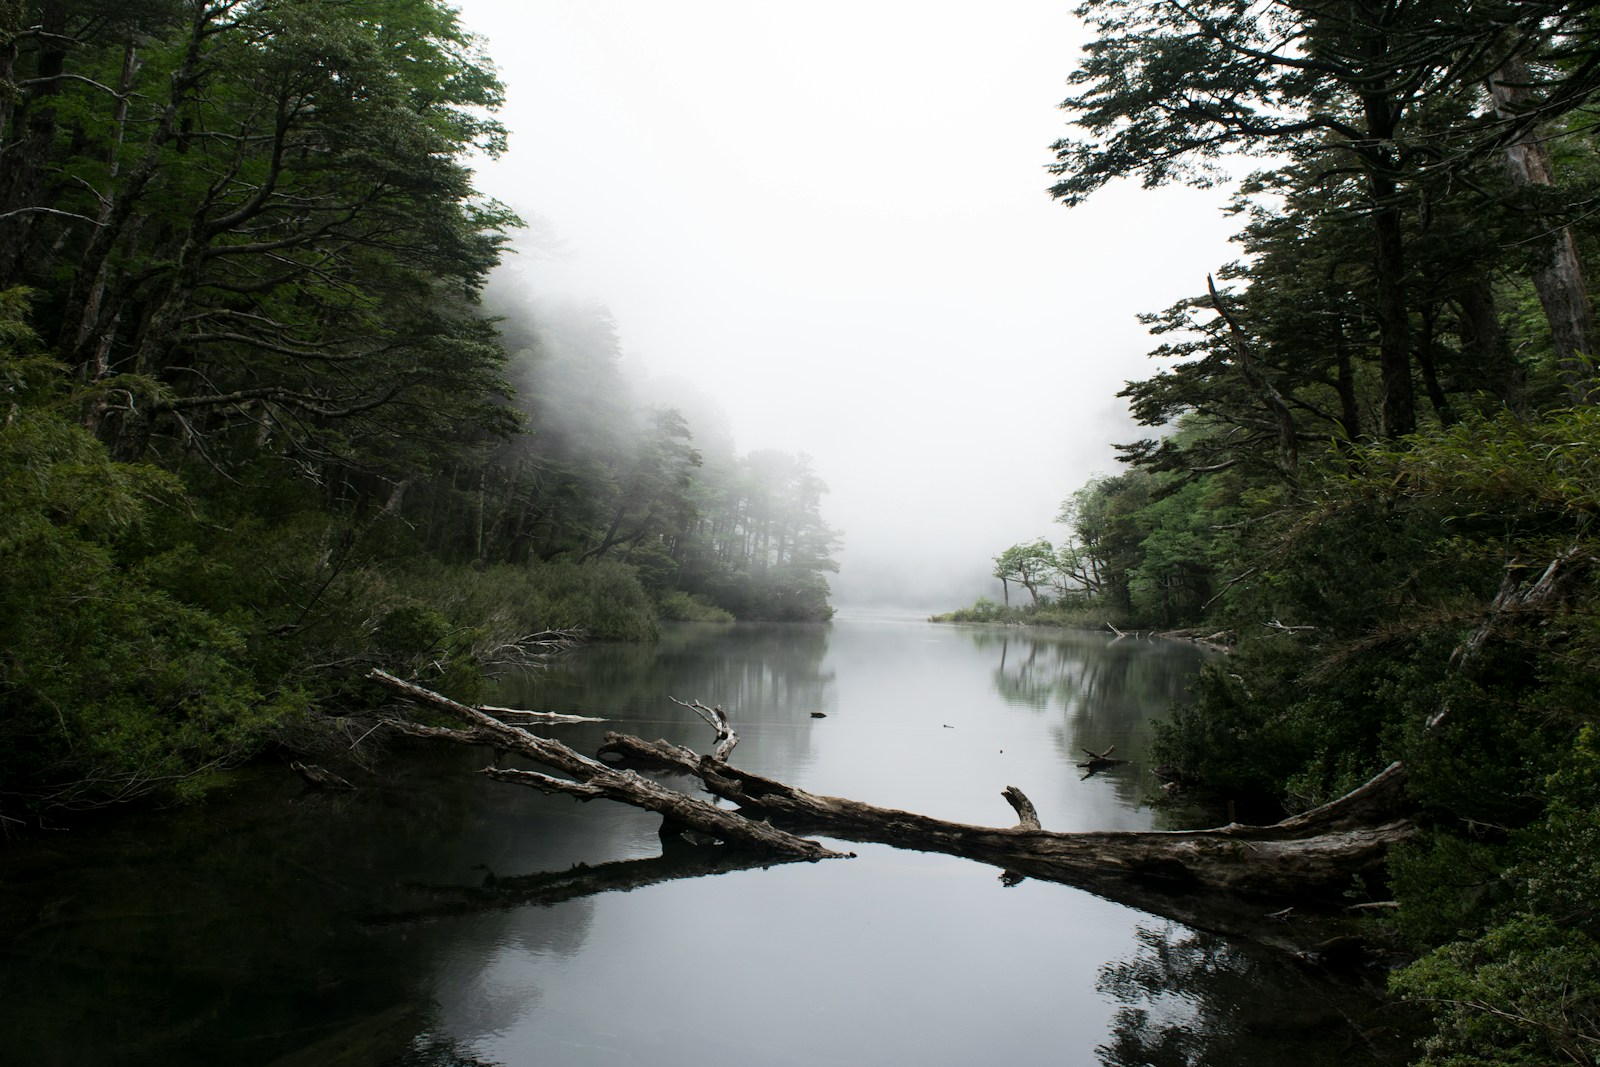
[928,602,1233,650]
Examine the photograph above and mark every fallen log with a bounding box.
[599,732,1412,899]
[366,670,1416,951]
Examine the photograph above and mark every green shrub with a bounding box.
[656,590,735,623]
[1394,916,1600,1066]
[0,408,297,810]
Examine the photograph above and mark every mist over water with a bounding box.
[452,0,1238,610]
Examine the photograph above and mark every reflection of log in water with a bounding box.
[361,841,791,928]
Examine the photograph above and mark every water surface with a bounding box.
[0,616,1402,1065]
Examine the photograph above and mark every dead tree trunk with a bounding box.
[368,670,1411,906]
[363,670,1433,953]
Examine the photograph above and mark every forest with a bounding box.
[8,1,1600,1064]
[943,3,1600,1063]
[0,0,838,818]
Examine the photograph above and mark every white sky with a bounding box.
[451,0,1237,610]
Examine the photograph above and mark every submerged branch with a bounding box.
[361,842,798,928]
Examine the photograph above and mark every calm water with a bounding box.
[0,615,1403,1066]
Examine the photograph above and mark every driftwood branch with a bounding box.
[479,705,606,725]
[366,669,840,862]
[476,628,585,671]
[482,766,609,799]
[1077,745,1129,772]
[289,761,355,790]
[1430,547,1589,730]
[669,697,737,761]
[1001,785,1041,830]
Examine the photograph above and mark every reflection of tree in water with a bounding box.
[1096,923,1407,1067]
[501,623,836,723]
[973,631,1206,719]
[387,1029,506,1067]
[971,630,1212,805]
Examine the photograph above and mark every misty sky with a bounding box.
[452,0,1237,610]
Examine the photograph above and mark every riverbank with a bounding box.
[929,599,1233,649]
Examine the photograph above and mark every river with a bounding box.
[0,614,1404,1066]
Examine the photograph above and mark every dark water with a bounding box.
[0,615,1405,1066]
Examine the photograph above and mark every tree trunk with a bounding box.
[1415,305,1454,425]
[1489,55,1599,404]
[366,670,840,862]
[0,2,68,286]
[1351,78,1418,439]
[1209,275,1298,475]
[1454,274,1522,410]
[1371,186,1416,438]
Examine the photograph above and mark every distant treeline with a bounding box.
[0,1,836,817]
[949,6,1600,1064]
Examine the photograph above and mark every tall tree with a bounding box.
[1051,0,1600,435]
[0,0,517,472]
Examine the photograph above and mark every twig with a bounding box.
[669,697,738,761]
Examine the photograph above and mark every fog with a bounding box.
[452,0,1236,612]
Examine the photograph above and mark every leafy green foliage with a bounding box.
[0,293,293,808]
[655,591,736,624]
[1394,736,1600,1064]
[993,539,1058,607]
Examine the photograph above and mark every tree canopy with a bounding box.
[0,0,839,816]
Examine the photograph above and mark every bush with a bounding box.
[0,407,297,811]
[656,590,735,623]
[1394,916,1600,1066]
[397,558,660,644]
[930,596,1132,629]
